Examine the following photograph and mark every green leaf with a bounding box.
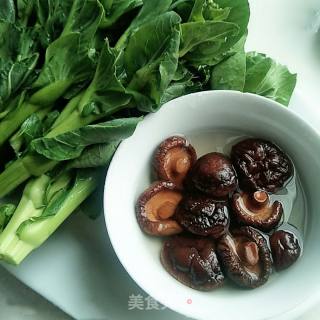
[0,22,17,60]
[100,0,143,28]
[0,54,39,111]
[172,0,234,23]
[125,12,181,77]
[0,204,16,231]
[245,52,297,106]
[42,188,70,217]
[188,0,205,22]
[0,22,39,113]
[67,142,119,169]
[214,0,249,35]
[170,0,193,21]
[100,0,113,11]
[0,90,26,120]
[78,41,132,117]
[160,78,201,105]
[124,12,181,111]
[115,0,173,49]
[31,117,142,161]
[185,0,249,65]
[211,51,297,106]
[62,0,104,38]
[0,0,15,23]
[16,0,34,26]
[211,50,246,91]
[203,6,231,22]
[187,0,231,23]
[160,62,208,104]
[179,21,239,57]
[34,0,73,46]
[14,113,42,144]
[0,22,37,62]
[10,109,59,155]
[30,0,104,105]
[30,33,96,106]
[244,52,273,93]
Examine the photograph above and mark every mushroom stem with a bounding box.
[252,191,269,208]
[158,201,176,219]
[175,158,189,174]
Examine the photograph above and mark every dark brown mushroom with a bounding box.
[136,181,183,236]
[187,152,237,198]
[154,136,197,188]
[270,229,302,271]
[161,235,224,291]
[174,195,230,238]
[232,191,283,231]
[231,138,293,193]
[217,226,272,288]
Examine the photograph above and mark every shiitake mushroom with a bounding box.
[270,229,302,271]
[217,226,272,288]
[161,235,224,291]
[174,195,230,239]
[186,152,238,198]
[138,135,303,291]
[232,191,283,231]
[231,139,293,193]
[136,181,183,236]
[154,136,197,188]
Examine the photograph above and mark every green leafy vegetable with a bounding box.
[0,0,104,147]
[68,142,119,169]
[78,41,131,117]
[0,21,39,113]
[34,0,80,47]
[183,0,249,66]
[115,0,173,49]
[0,168,99,264]
[9,109,59,155]
[179,21,239,57]
[100,0,143,28]
[0,54,39,111]
[211,51,297,106]
[125,11,181,111]
[211,50,246,91]
[16,0,34,25]
[0,0,298,265]
[61,0,104,38]
[30,33,96,106]
[0,0,15,23]
[0,204,16,232]
[31,117,142,160]
[47,41,132,137]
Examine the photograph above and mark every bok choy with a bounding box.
[0,0,297,264]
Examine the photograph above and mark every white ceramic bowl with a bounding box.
[104,91,320,320]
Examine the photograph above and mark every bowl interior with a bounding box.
[104,91,320,320]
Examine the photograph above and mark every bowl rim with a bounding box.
[103,90,320,320]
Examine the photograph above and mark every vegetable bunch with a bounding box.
[0,0,296,264]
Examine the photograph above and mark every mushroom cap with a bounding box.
[187,152,238,198]
[232,191,283,231]
[136,181,183,236]
[160,235,224,291]
[217,226,272,288]
[231,139,293,193]
[174,195,230,238]
[270,230,301,271]
[154,136,197,188]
